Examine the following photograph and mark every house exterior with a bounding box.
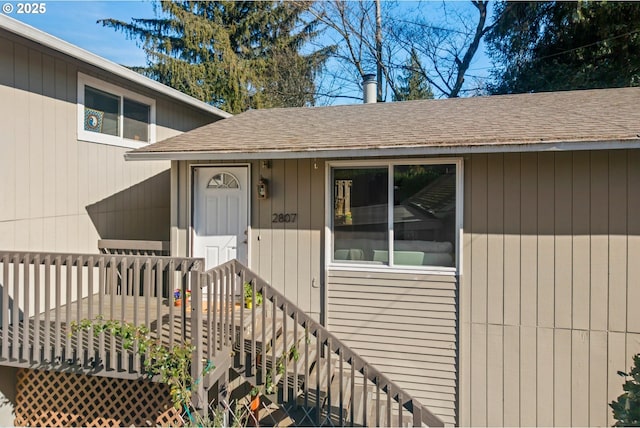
[0,15,229,255]
[0,15,229,425]
[127,86,640,426]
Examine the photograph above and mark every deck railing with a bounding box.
[0,251,203,378]
[98,239,171,256]
[0,252,443,426]
[198,259,444,427]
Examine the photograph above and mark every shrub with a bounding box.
[611,354,640,426]
[70,317,205,410]
[71,317,258,427]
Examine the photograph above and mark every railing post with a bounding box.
[191,271,205,416]
[33,254,41,363]
[65,255,73,361]
[239,269,245,373]
[43,255,51,361]
[250,278,257,379]
[2,254,9,360]
[12,254,20,361]
[181,261,188,340]
[412,402,423,427]
[23,253,30,363]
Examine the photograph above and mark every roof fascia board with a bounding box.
[0,15,231,119]
[124,139,640,161]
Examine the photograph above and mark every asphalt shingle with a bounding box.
[130,87,640,157]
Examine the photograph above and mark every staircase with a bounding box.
[194,260,444,427]
[0,252,443,427]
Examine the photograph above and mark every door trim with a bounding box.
[189,163,252,269]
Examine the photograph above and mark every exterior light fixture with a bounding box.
[257,178,268,199]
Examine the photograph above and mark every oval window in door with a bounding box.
[207,172,240,189]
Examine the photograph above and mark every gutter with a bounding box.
[124,139,640,161]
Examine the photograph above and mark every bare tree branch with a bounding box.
[449,0,489,97]
[310,0,497,101]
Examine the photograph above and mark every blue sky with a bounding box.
[4,0,153,66]
[3,0,493,101]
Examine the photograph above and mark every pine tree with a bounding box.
[486,1,640,94]
[101,1,331,113]
[393,50,434,101]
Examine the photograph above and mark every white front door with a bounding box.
[193,166,249,270]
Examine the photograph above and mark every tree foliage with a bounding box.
[393,49,434,101]
[611,354,640,426]
[486,1,640,94]
[101,1,331,113]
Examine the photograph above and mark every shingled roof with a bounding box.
[126,87,640,160]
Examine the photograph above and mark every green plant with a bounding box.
[611,354,640,426]
[266,344,301,396]
[276,344,300,376]
[70,316,212,412]
[183,399,249,428]
[289,345,300,362]
[249,386,260,397]
[243,282,263,307]
[264,371,276,395]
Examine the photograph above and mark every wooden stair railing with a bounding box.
[195,260,444,427]
[0,252,445,426]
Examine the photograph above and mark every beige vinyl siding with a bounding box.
[459,150,640,427]
[251,159,324,317]
[172,159,324,318]
[327,269,458,426]
[0,31,216,254]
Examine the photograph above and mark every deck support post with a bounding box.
[190,272,206,417]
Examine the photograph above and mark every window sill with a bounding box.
[328,262,457,276]
[78,131,150,149]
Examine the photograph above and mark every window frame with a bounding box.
[326,158,464,275]
[77,73,156,149]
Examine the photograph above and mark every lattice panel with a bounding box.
[14,369,182,427]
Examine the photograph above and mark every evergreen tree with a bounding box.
[101,1,331,113]
[486,1,640,94]
[393,50,434,101]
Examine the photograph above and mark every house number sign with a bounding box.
[272,213,297,223]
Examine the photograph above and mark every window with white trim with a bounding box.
[77,73,156,148]
[331,160,461,270]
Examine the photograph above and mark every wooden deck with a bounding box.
[0,293,280,378]
[0,252,443,427]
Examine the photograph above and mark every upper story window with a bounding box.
[77,73,156,149]
[329,158,463,272]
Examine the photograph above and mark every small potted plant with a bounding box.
[244,282,263,309]
[173,288,191,306]
[249,386,260,426]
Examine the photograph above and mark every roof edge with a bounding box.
[124,139,640,161]
[0,15,232,119]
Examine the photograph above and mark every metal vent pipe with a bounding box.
[362,74,377,103]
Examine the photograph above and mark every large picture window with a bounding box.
[331,160,461,270]
[78,73,155,148]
